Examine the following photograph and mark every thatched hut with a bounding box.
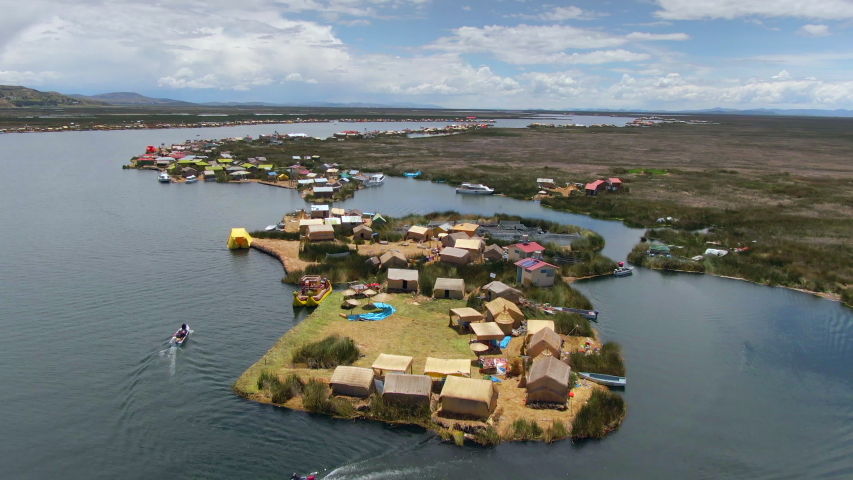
[353,224,373,240]
[433,278,465,299]
[382,374,432,407]
[441,232,468,248]
[365,256,381,268]
[526,319,556,339]
[470,321,505,342]
[298,218,325,233]
[448,307,484,329]
[306,224,335,242]
[330,366,375,398]
[405,225,433,241]
[482,281,522,303]
[484,297,525,334]
[371,353,414,376]
[387,268,419,293]
[439,247,470,265]
[483,244,505,262]
[450,223,480,238]
[526,356,571,404]
[439,376,498,419]
[526,327,563,359]
[379,250,408,269]
[423,357,472,380]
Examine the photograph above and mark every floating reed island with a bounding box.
[234,213,627,445]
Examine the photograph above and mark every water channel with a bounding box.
[1,123,851,479]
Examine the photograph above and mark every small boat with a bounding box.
[578,372,626,387]
[403,170,421,177]
[158,172,171,183]
[171,325,191,346]
[362,173,385,187]
[227,228,253,249]
[264,225,277,231]
[456,183,495,195]
[613,266,633,277]
[184,175,198,183]
[293,275,332,307]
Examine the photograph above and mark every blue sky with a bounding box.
[2,0,853,109]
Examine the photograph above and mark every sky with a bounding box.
[3,0,853,110]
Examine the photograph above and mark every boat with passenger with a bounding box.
[613,262,633,277]
[158,172,171,183]
[363,173,385,187]
[171,324,191,346]
[293,275,332,307]
[456,183,494,195]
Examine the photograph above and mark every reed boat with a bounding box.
[293,275,332,307]
[578,372,626,387]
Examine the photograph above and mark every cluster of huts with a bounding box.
[297,206,382,242]
[584,177,622,196]
[292,160,359,198]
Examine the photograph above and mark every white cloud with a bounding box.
[799,24,831,36]
[654,0,853,20]
[772,70,792,79]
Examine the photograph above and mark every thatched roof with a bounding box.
[450,307,484,321]
[372,353,414,373]
[380,250,407,268]
[527,327,562,358]
[455,238,484,252]
[365,256,380,267]
[299,219,325,227]
[440,375,494,403]
[450,223,480,235]
[482,281,520,296]
[440,247,470,259]
[434,277,464,292]
[307,224,335,234]
[470,321,505,340]
[528,356,570,386]
[484,297,524,322]
[483,244,505,259]
[526,319,556,337]
[424,357,471,376]
[353,224,372,234]
[407,225,430,236]
[383,374,432,397]
[330,366,374,389]
[388,268,418,282]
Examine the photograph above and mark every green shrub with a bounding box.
[301,380,333,413]
[368,395,431,423]
[571,390,626,438]
[568,342,625,376]
[256,370,278,391]
[842,288,853,307]
[271,374,304,404]
[472,426,502,445]
[292,335,360,369]
[332,398,357,418]
[553,312,595,338]
[524,278,594,310]
[507,419,544,441]
[543,420,569,443]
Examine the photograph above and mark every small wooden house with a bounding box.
[454,238,484,261]
[405,226,432,241]
[310,204,330,219]
[448,307,485,329]
[181,166,198,178]
[537,178,555,189]
[439,247,471,265]
[483,244,505,262]
[382,374,432,407]
[482,281,523,303]
[379,250,408,269]
[353,224,373,240]
[507,241,546,262]
[585,180,606,196]
[306,224,335,242]
[387,268,419,293]
[298,218,325,233]
[330,366,375,398]
[514,258,558,288]
[526,327,562,358]
[433,278,465,299]
[312,186,333,198]
[526,356,571,404]
[439,376,498,419]
[607,177,622,191]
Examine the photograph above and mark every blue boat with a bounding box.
[578,372,626,387]
[403,171,421,177]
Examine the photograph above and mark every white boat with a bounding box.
[264,225,277,231]
[578,372,626,387]
[456,183,494,195]
[185,175,198,183]
[158,172,171,183]
[170,325,191,346]
[363,173,385,187]
[613,266,633,277]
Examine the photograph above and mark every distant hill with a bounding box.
[0,85,108,108]
[201,100,444,109]
[69,92,195,106]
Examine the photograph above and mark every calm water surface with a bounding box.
[1,126,852,479]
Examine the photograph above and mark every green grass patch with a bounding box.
[524,277,594,310]
[571,390,626,439]
[568,342,625,376]
[472,426,502,445]
[506,418,544,441]
[368,395,431,424]
[291,334,360,369]
[553,312,595,338]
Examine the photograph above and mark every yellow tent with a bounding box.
[227,228,253,249]
[278,173,289,180]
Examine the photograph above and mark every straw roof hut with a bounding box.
[371,353,414,376]
[448,307,484,329]
[450,223,480,238]
[484,297,525,335]
[379,250,408,269]
[441,232,468,248]
[433,278,465,299]
[482,281,522,303]
[423,357,471,380]
[470,321,505,341]
[306,224,335,242]
[298,218,325,233]
[330,366,375,398]
[387,268,419,293]
[439,376,498,419]
[382,374,432,407]
[526,327,563,359]
[353,224,373,240]
[405,225,433,241]
[365,256,381,268]
[526,356,571,404]
[439,247,470,265]
[455,238,484,255]
[483,244,505,262]
[526,319,556,339]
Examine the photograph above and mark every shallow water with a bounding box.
[1,125,851,479]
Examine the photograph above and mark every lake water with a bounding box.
[1,125,852,479]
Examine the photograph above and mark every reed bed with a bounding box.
[291,335,360,369]
[472,426,502,445]
[367,395,431,424]
[568,342,625,376]
[571,390,627,439]
[256,371,304,404]
[524,278,594,311]
[553,312,595,338]
[506,418,544,441]
[298,242,352,261]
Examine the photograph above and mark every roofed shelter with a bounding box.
[526,327,562,359]
[483,244,505,262]
[441,232,468,247]
[455,238,484,260]
[484,297,524,324]
[382,374,432,407]
[424,357,472,380]
[330,366,375,398]
[387,268,418,293]
[405,226,433,241]
[450,223,480,238]
[526,319,555,339]
[379,250,408,269]
[433,278,465,299]
[306,224,335,242]
[353,224,373,240]
[439,376,497,419]
[448,307,484,329]
[299,218,325,233]
[482,281,522,303]
[439,247,470,265]
[526,356,571,404]
[371,353,414,376]
[470,321,505,341]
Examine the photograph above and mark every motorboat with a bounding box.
[613,266,633,276]
[456,183,494,195]
[264,225,277,231]
[403,170,421,177]
[185,175,198,183]
[171,325,191,346]
[362,173,385,187]
[158,172,171,183]
[578,372,626,387]
[293,275,332,307]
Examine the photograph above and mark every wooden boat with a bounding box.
[171,327,190,346]
[293,275,332,307]
[578,372,626,387]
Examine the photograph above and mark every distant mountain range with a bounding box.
[199,100,444,109]
[68,92,195,106]
[0,85,107,107]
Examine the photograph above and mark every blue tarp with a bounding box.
[348,302,396,321]
[499,336,512,349]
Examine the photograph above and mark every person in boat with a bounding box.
[175,323,188,339]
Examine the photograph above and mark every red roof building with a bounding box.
[585,180,606,195]
[507,241,546,261]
